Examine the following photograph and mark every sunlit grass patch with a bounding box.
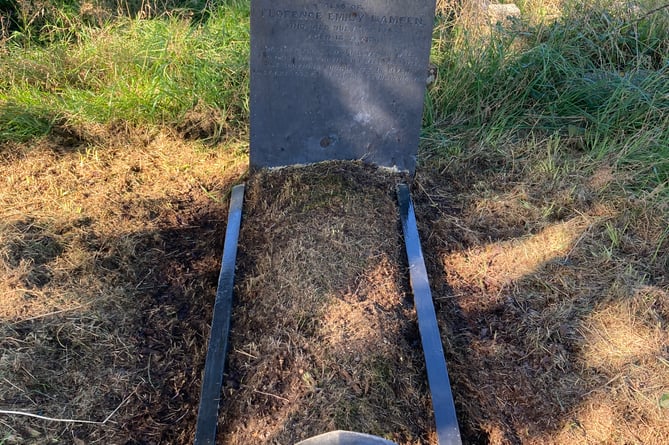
[580,289,667,370]
[563,286,669,444]
[443,217,590,297]
[0,4,250,142]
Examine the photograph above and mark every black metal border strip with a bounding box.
[397,184,462,445]
[194,184,246,445]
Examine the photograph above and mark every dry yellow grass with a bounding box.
[1,101,667,445]
[414,137,668,444]
[1,129,246,443]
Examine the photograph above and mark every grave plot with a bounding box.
[217,162,438,444]
[198,2,457,442]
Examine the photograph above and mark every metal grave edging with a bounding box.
[194,183,245,445]
[397,184,462,445]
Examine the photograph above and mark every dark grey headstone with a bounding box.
[250,0,437,172]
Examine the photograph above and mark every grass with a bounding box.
[1,0,668,444]
[1,0,250,141]
[426,0,669,193]
[0,132,247,443]
[1,0,666,192]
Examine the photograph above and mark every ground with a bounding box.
[0,130,667,444]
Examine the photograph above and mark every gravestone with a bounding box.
[250,0,437,173]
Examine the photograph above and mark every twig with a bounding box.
[102,390,136,424]
[0,387,136,426]
[10,296,107,325]
[634,3,669,23]
[11,305,85,325]
[252,389,290,402]
[0,410,104,425]
[233,348,258,359]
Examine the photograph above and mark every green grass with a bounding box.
[0,1,250,139]
[1,0,667,193]
[425,0,669,192]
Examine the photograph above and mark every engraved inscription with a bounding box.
[255,3,429,40]
[255,45,423,82]
[253,1,430,83]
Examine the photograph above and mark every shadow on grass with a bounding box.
[1,153,666,444]
[0,179,240,443]
[415,158,669,444]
